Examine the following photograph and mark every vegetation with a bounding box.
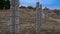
[0,9,60,34]
[0,0,10,10]
[27,6,34,9]
[20,6,26,8]
[53,9,60,15]
[4,0,10,9]
[0,0,5,9]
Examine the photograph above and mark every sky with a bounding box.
[20,0,60,10]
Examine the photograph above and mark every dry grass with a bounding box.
[0,9,60,34]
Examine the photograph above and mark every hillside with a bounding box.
[0,9,60,34]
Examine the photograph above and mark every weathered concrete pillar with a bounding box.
[36,2,42,34]
[9,0,20,34]
[39,4,43,24]
[43,7,49,23]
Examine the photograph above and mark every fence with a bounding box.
[0,0,59,34]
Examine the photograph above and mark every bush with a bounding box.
[27,6,34,9]
[20,6,26,8]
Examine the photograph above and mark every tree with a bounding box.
[20,6,26,8]
[0,0,5,9]
[5,0,10,9]
[0,0,10,10]
[27,6,34,9]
